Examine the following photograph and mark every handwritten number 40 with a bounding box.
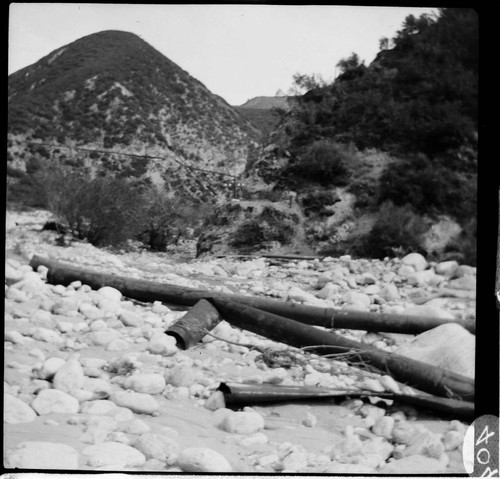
[476,426,498,477]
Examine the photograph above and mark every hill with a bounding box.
[233,96,291,137]
[238,96,291,110]
[7,30,261,200]
[198,8,478,264]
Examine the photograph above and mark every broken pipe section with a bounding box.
[209,298,475,402]
[218,382,475,420]
[165,299,221,350]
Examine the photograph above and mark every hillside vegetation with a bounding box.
[228,8,477,264]
[8,30,260,203]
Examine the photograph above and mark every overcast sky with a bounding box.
[9,3,438,105]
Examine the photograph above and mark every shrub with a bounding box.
[356,201,428,258]
[378,154,477,221]
[442,217,476,265]
[35,164,146,246]
[230,207,297,252]
[348,177,379,209]
[139,188,213,251]
[287,140,351,187]
[300,189,340,216]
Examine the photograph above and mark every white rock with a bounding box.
[287,286,320,304]
[165,365,196,387]
[106,338,131,351]
[147,333,179,356]
[5,330,27,344]
[97,286,122,302]
[82,442,146,468]
[342,291,371,308]
[110,391,159,415]
[6,287,30,302]
[32,327,64,344]
[53,354,85,394]
[397,265,415,277]
[379,375,401,394]
[303,412,317,427]
[379,283,400,301]
[435,260,459,277]
[177,447,232,472]
[359,378,385,393]
[220,411,265,434]
[79,303,103,320]
[120,418,152,434]
[456,265,476,277]
[407,269,437,286]
[402,304,455,320]
[235,259,266,278]
[88,330,121,346]
[316,282,340,300]
[6,441,79,469]
[80,400,117,415]
[380,454,446,473]
[240,432,269,447]
[372,416,395,439]
[124,374,166,394]
[119,309,141,327]
[447,275,476,291]
[134,433,179,463]
[4,393,37,423]
[442,430,464,451]
[402,253,427,271]
[395,323,475,378]
[31,389,80,414]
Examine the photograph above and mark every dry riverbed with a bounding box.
[4,209,476,473]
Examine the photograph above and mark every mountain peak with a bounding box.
[8,29,261,200]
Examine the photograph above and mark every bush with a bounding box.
[356,201,428,258]
[348,177,379,209]
[442,217,476,265]
[230,207,297,252]
[139,188,213,251]
[35,164,146,246]
[378,154,477,221]
[300,189,340,216]
[287,140,352,187]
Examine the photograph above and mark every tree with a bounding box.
[336,52,363,74]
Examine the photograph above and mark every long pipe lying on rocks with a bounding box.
[218,382,475,420]
[29,255,475,335]
[209,298,475,402]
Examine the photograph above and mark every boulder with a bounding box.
[6,441,79,469]
[177,447,232,472]
[395,323,475,378]
[82,442,146,468]
[124,373,166,395]
[134,433,179,463]
[31,389,80,415]
[401,253,427,271]
[110,391,159,415]
[219,410,265,434]
[4,393,37,424]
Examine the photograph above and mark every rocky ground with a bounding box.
[4,209,476,473]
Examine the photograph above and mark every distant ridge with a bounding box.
[238,96,291,110]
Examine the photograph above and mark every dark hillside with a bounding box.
[8,30,260,184]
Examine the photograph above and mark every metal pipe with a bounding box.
[164,299,222,349]
[29,255,475,335]
[218,382,475,420]
[209,298,475,402]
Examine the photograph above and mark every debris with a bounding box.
[211,299,474,401]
